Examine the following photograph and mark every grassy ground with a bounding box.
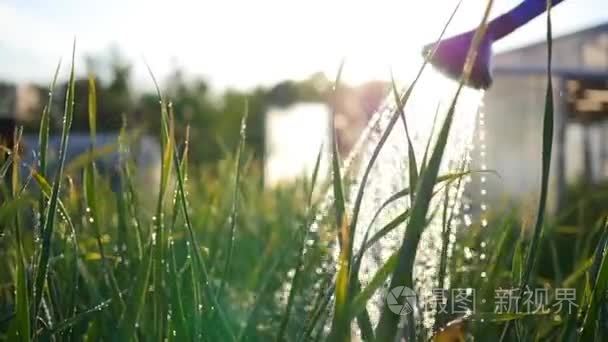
[2,2,608,341]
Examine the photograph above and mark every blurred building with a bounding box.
[265,103,330,187]
[0,81,160,190]
[264,82,387,186]
[19,133,161,192]
[0,83,43,149]
[482,22,608,210]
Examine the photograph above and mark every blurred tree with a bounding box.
[146,68,329,166]
[56,51,134,133]
[19,47,330,167]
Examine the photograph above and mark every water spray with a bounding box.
[423,0,565,90]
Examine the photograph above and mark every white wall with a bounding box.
[264,102,330,187]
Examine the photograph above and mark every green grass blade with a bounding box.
[36,61,62,277]
[238,246,287,341]
[218,102,248,298]
[357,210,410,264]
[145,64,234,340]
[87,74,97,145]
[38,60,62,181]
[348,0,462,240]
[167,131,192,342]
[520,0,554,290]
[31,171,76,243]
[299,275,335,342]
[330,60,347,234]
[33,40,76,321]
[328,60,355,341]
[421,102,441,172]
[0,153,12,179]
[436,162,468,294]
[83,76,126,316]
[8,128,30,342]
[276,143,324,341]
[390,72,418,205]
[500,2,554,339]
[117,241,153,339]
[375,2,493,337]
[579,218,608,340]
[350,249,399,320]
[47,298,111,336]
[353,170,491,274]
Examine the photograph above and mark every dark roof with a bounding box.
[493,66,608,77]
[497,21,608,56]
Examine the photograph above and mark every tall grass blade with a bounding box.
[38,60,62,232]
[8,127,30,342]
[0,153,12,179]
[83,75,125,316]
[348,0,462,240]
[47,298,111,336]
[33,40,76,321]
[421,102,441,172]
[328,60,355,341]
[500,1,553,339]
[375,2,493,338]
[87,74,97,144]
[520,0,554,290]
[436,165,465,293]
[350,249,399,319]
[299,275,336,342]
[168,132,192,341]
[390,72,418,205]
[579,218,608,340]
[145,63,234,340]
[276,143,324,341]
[219,102,248,298]
[117,241,153,339]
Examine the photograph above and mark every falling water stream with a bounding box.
[317,67,485,334]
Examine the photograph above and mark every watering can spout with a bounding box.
[423,0,565,90]
[422,30,493,90]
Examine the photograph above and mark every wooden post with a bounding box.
[0,84,16,158]
[555,79,568,212]
[582,123,593,184]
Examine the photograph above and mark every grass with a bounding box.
[2,1,608,341]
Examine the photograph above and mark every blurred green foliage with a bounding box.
[29,52,331,167]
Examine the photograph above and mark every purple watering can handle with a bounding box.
[490,0,566,41]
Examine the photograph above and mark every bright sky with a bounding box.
[1,0,606,90]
